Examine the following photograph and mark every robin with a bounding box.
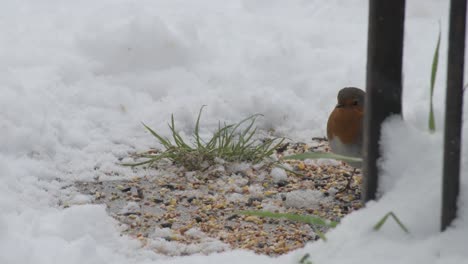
[326,87,365,167]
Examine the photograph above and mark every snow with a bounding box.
[1,0,467,263]
[147,228,229,256]
[284,190,327,209]
[271,167,288,183]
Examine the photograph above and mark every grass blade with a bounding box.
[142,123,172,149]
[168,114,192,150]
[274,163,304,177]
[194,105,206,148]
[121,159,154,167]
[429,24,441,133]
[299,254,313,264]
[315,229,327,242]
[226,114,262,141]
[373,211,410,234]
[238,210,337,242]
[284,152,362,163]
[121,152,175,167]
[238,210,338,227]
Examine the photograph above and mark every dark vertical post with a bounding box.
[363,0,405,202]
[441,0,466,231]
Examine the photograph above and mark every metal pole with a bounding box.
[363,0,405,202]
[441,0,466,231]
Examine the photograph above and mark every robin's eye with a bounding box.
[352,100,359,106]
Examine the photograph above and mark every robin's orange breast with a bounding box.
[327,106,363,144]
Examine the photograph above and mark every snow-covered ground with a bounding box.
[1,0,467,263]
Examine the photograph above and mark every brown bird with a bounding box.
[326,87,365,167]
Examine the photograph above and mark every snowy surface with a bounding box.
[271,167,288,183]
[1,0,467,263]
[284,190,326,209]
[147,228,230,256]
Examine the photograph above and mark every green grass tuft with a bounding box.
[124,106,284,170]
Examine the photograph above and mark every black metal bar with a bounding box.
[363,0,405,202]
[441,0,467,231]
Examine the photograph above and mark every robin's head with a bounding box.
[336,87,365,109]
